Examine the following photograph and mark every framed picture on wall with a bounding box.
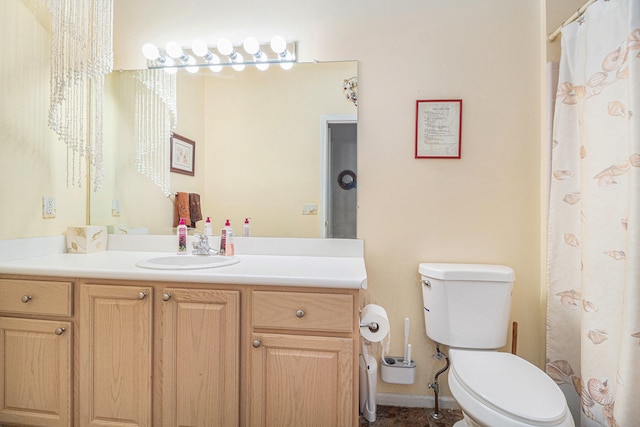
[415,99,462,159]
[170,133,195,176]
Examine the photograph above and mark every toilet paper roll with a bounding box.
[360,304,390,343]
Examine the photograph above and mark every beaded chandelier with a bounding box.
[133,70,177,197]
[47,0,114,191]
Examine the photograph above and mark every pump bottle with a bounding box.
[220,219,235,256]
[243,218,250,237]
[177,218,187,254]
[204,217,213,236]
[224,219,234,256]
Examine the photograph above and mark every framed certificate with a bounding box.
[415,99,462,159]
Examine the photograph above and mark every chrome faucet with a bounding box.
[192,233,217,255]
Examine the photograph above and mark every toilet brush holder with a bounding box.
[381,356,416,384]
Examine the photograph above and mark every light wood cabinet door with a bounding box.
[249,333,353,427]
[160,288,240,427]
[79,284,153,427]
[0,317,71,427]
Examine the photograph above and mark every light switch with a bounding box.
[302,204,318,215]
[112,199,121,217]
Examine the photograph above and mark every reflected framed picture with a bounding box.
[170,133,195,176]
[415,99,462,159]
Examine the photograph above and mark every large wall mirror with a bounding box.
[91,61,358,238]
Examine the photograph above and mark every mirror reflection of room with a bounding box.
[93,61,357,237]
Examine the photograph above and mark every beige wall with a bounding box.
[0,0,86,239]
[1,0,580,402]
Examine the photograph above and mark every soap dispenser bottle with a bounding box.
[243,218,250,237]
[220,219,234,256]
[224,219,234,256]
[177,218,187,254]
[204,217,213,236]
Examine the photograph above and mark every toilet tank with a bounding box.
[419,263,515,349]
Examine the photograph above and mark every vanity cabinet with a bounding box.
[79,283,241,427]
[0,278,73,427]
[79,283,153,427]
[158,287,240,426]
[248,289,358,427]
[0,274,360,427]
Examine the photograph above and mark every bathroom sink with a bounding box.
[136,255,240,270]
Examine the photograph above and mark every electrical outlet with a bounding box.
[42,196,56,218]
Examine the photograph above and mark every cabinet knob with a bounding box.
[162,293,172,301]
[296,309,305,318]
[55,327,66,335]
[21,295,32,303]
[252,339,262,348]
[138,291,147,300]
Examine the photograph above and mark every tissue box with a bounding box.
[66,226,108,253]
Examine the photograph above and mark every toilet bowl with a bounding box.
[448,349,574,427]
[419,263,574,427]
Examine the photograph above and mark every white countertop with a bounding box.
[0,235,368,289]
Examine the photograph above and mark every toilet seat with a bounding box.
[449,349,571,426]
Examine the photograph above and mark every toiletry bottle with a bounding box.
[204,217,213,236]
[219,221,227,256]
[177,218,187,254]
[243,218,250,237]
[224,219,235,256]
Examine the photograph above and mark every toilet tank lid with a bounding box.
[419,263,515,282]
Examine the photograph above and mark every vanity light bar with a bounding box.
[142,36,297,74]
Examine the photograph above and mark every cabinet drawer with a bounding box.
[252,290,353,333]
[0,279,73,316]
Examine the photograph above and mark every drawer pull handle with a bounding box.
[55,327,66,335]
[138,291,147,300]
[21,295,32,303]
[252,339,262,348]
[296,309,305,318]
[162,293,172,301]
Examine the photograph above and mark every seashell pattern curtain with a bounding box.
[547,0,640,425]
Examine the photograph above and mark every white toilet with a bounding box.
[419,263,574,427]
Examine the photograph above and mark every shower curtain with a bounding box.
[547,0,640,426]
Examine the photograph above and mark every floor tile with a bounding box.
[359,405,463,427]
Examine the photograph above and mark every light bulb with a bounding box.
[191,39,209,57]
[270,36,287,54]
[232,52,245,71]
[279,51,294,70]
[141,43,160,60]
[185,56,199,73]
[166,41,183,59]
[208,54,222,72]
[217,38,234,56]
[243,37,260,55]
[163,57,177,74]
[256,54,269,71]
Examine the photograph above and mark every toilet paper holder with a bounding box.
[360,321,380,333]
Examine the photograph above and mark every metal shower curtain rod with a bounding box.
[548,0,598,42]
